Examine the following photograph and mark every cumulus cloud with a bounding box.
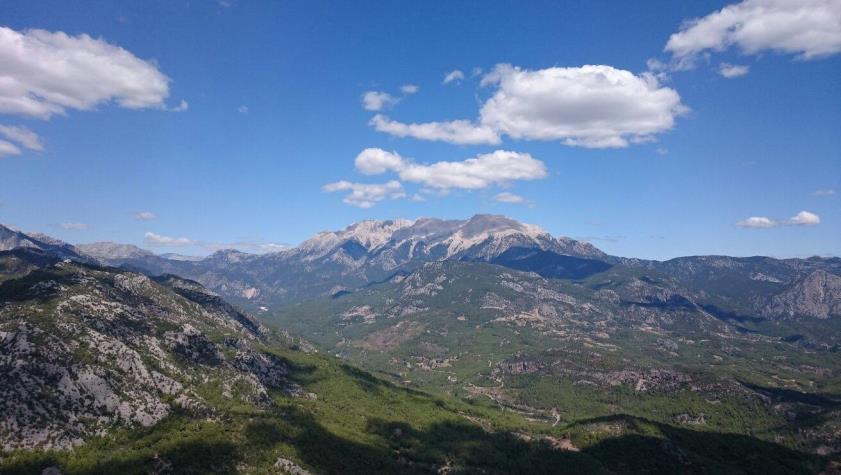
[736,216,778,228]
[144,231,195,246]
[737,210,821,228]
[0,125,44,151]
[371,64,686,148]
[0,26,172,119]
[322,180,406,208]
[362,91,398,111]
[442,69,465,84]
[718,63,750,78]
[134,211,157,221]
[238,105,249,114]
[354,147,547,190]
[788,210,821,226]
[400,84,419,94]
[813,189,835,196]
[56,222,88,230]
[665,0,841,61]
[354,148,407,175]
[494,192,527,204]
[369,114,501,145]
[479,64,687,148]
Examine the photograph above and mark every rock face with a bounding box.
[763,270,841,319]
[0,224,85,261]
[0,256,298,451]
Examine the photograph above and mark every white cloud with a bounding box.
[145,231,195,246]
[144,231,287,254]
[736,210,821,228]
[369,114,501,145]
[169,99,188,112]
[736,216,778,228]
[479,64,687,148]
[0,125,44,151]
[204,241,289,254]
[813,189,835,196]
[494,192,527,204]
[354,147,547,190]
[665,0,841,60]
[0,26,171,119]
[354,148,407,175]
[0,139,21,158]
[400,84,419,95]
[134,211,157,221]
[322,180,406,208]
[442,69,465,84]
[371,64,686,148]
[362,91,398,111]
[56,222,88,230]
[788,210,821,226]
[718,63,750,78]
[238,105,249,114]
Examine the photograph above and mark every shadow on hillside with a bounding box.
[3,409,831,475]
[741,382,841,408]
[0,437,241,475]
[569,414,824,474]
[740,382,841,433]
[337,363,430,398]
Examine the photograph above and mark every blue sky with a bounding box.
[0,0,839,259]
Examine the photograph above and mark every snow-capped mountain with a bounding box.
[290,214,604,264]
[74,214,606,306]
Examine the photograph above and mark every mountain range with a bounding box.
[1,217,840,473]
[22,216,835,322]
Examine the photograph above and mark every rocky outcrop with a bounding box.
[763,270,841,319]
[0,259,296,450]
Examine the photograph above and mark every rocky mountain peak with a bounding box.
[0,224,40,251]
[205,249,255,264]
[0,224,85,261]
[76,241,155,260]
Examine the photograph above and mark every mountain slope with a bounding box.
[0,224,86,261]
[0,256,304,451]
[269,260,841,456]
